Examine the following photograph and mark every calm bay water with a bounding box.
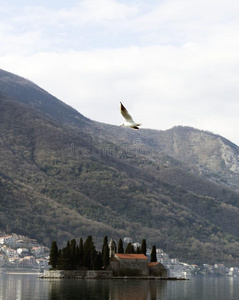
[0,274,239,300]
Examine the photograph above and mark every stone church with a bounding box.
[108,239,167,277]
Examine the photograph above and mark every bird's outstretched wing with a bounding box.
[120,102,135,124]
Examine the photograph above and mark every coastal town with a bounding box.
[0,232,239,278]
[0,232,49,272]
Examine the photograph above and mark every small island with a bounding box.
[43,236,168,279]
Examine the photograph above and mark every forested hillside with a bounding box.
[1,68,239,265]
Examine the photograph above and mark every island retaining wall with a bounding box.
[43,270,113,279]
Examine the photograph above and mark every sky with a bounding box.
[1,0,239,145]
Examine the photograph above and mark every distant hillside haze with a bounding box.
[1,68,239,265]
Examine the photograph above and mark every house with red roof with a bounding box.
[108,239,167,277]
[110,253,149,276]
[0,236,14,245]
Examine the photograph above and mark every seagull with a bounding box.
[120,102,141,129]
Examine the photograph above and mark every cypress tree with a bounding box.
[49,241,59,269]
[125,242,135,254]
[83,235,96,269]
[57,251,63,270]
[102,236,109,268]
[118,238,124,253]
[76,245,79,267]
[136,246,141,254]
[58,249,62,259]
[58,241,71,270]
[102,236,108,253]
[125,243,131,253]
[141,239,146,256]
[65,241,71,269]
[94,252,103,270]
[150,245,157,262]
[70,239,77,269]
[102,243,109,268]
[76,238,84,269]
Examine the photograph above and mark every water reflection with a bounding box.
[0,274,48,300]
[108,280,167,300]
[1,275,239,300]
[49,279,110,300]
[48,279,167,300]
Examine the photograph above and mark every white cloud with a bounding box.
[72,0,139,23]
[1,0,239,51]
[1,0,239,145]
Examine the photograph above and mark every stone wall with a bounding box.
[148,263,167,277]
[43,270,113,279]
[110,259,149,276]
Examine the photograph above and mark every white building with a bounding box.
[228,267,239,277]
[166,263,190,278]
[3,248,18,257]
[133,242,140,250]
[123,237,133,244]
[0,236,14,245]
[17,248,29,256]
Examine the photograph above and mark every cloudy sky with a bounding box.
[1,0,239,145]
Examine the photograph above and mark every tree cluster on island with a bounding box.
[49,236,157,270]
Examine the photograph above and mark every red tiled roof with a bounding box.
[115,253,148,260]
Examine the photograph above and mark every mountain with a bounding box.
[1,68,239,266]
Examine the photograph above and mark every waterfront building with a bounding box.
[110,253,149,276]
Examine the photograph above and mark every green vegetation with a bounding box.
[50,236,124,270]
[2,69,239,266]
[118,238,124,254]
[125,243,134,254]
[141,239,147,256]
[49,241,58,269]
[49,236,155,270]
[150,246,157,262]
[102,236,110,267]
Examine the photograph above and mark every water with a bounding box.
[1,274,239,300]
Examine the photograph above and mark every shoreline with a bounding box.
[0,268,41,275]
[40,270,187,280]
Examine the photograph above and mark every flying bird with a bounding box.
[120,102,141,129]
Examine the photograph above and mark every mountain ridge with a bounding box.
[1,68,239,265]
[0,68,91,127]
